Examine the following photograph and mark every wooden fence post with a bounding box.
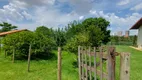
[58,47,62,80]
[4,50,6,58]
[27,44,32,72]
[120,52,130,80]
[94,47,97,80]
[100,47,103,80]
[12,48,15,63]
[89,47,92,80]
[78,46,81,80]
[0,37,1,55]
[107,47,115,80]
[81,47,84,80]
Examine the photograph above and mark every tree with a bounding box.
[34,26,55,55]
[87,25,104,46]
[2,31,35,57]
[82,17,110,45]
[53,28,66,47]
[64,17,111,52]
[111,36,119,45]
[2,28,56,60]
[65,21,83,40]
[35,26,52,37]
[64,32,90,52]
[0,22,17,32]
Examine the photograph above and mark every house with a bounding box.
[130,18,142,49]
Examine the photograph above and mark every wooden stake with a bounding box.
[4,50,6,58]
[89,47,92,80]
[27,44,32,72]
[78,46,81,80]
[100,47,103,80]
[120,52,130,80]
[12,48,15,63]
[85,47,88,80]
[81,47,84,80]
[94,47,97,80]
[58,47,62,80]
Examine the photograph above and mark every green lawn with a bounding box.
[0,51,78,80]
[0,46,142,80]
[116,45,142,80]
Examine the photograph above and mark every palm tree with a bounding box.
[0,22,17,32]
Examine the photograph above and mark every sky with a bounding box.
[0,0,142,35]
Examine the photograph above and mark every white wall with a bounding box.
[137,26,142,49]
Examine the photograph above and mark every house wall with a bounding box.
[138,26,142,48]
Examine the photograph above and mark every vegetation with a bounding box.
[0,22,17,32]
[0,46,141,80]
[1,17,111,59]
[0,50,78,80]
[110,36,137,46]
[64,17,110,52]
[2,17,138,80]
[2,26,55,59]
[115,45,142,80]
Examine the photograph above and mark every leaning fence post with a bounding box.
[27,44,32,72]
[58,47,62,80]
[120,52,130,80]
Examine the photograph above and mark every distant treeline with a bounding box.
[110,35,137,46]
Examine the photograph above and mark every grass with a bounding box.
[0,45,142,80]
[116,45,142,80]
[0,51,78,80]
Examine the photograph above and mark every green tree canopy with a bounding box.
[2,27,56,59]
[0,22,17,32]
[34,26,55,54]
[2,31,35,57]
[64,17,111,52]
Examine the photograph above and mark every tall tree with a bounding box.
[54,28,66,47]
[0,22,17,32]
[64,17,111,52]
[35,26,55,54]
[82,17,110,45]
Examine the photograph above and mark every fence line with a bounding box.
[78,46,130,80]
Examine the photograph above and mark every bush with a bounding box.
[2,30,55,59]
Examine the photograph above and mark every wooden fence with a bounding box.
[78,46,130,80]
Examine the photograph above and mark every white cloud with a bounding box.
[90,10,142,35]
[33,7,80,29]
[0,0,83,30]
[22,11,32,20]
[0,0,141,35]
[130,3,142,11]
[79,16,84,20]
[0,3,24,22]
[117,0,130,5]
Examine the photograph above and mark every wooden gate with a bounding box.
[78,46,130,80]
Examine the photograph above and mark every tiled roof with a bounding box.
[130,18,142,29]
[0,29,28,36]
